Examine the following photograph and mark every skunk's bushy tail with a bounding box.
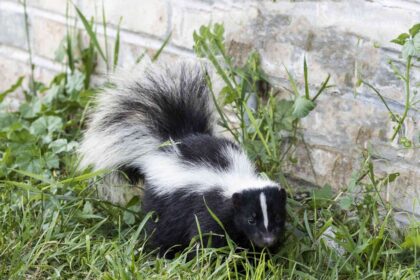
[79,63,215,172]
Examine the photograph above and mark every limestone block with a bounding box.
[79,0,169,37]
[0,8,27,50]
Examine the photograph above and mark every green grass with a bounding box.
[0,5,419,280]
[0,155,419,279]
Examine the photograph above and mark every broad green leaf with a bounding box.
[8,129,36,143]
[30,116,63,136]
[123,211,136,225]
[274,100,295,131]
[220,86,236,105]
[402,39,416,60]
[390,33,409,45]
[387,172,400,183]
[2,148,13,166]
[292,96,315,118]
[339,196,353,210]
[313,184,333,201]
[409,23,420,37]
[66,70,85,96]
[401,232,420,249]
[54,37,67,63]
[48,139,68,154]
[43,83,64,104]
[48,139,78,154]
[413,33,420,53]
[67,141,79,151]
[19,99,42,119]
[400,137,412,148]
[0,113,18,132]
[123,200,142,225]
[44,152,60,169]
[15,146,44,174]
[309,185,334,209]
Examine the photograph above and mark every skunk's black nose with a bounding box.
[261,234,277,247]
[263,236,275,245]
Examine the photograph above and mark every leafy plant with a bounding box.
[193,24,332,182]
[359,23,420,146]
[0,35,96,180]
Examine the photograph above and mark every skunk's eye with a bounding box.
[275,215,282,223]
[248,213,256,225]
[248,217,256,225]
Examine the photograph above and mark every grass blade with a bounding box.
[135,50,147,65]
[74,5,107,62]
[59,169,109,184]
[66,34,75,73]
[113,17,122,70]
[101,0,110,72]
[152,32,172,62]
[304,56,309,99]
[243,104,272,156]
[312,74,331,102]
[11,169,51,183]
[362,81,397,121]
[0,76,24,102]
[284,65,300,97]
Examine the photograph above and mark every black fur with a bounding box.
[164,133,240,170]
[120,165,144,184]
[143,186,287,256]
[98,66,213,141]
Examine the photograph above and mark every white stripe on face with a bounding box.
[259,192,269,231]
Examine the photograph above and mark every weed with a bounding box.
[358,23,420,147]
[193,24,332,185]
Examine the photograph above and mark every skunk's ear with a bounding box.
[279,188,287,204]
[232,192,242,209]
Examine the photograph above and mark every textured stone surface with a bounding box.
[0,0,418,216]
[79,0,169,37]
[0,56,31,95]
[0,51,56,106]
[171,2,258,48]
[27,0,74,15]
[0,9,27,50]
[31,15,67,60]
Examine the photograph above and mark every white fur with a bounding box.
[260,192,269,230]
[79,127,159,170]
[136,146,278,197]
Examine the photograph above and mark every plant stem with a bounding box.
[391,56,412,141]
[22,0,36,95]
[363,81,398,122]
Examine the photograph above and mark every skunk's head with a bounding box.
[232,187,287,248]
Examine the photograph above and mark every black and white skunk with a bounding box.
[79,63,287,255]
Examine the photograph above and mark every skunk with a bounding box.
[79,63,287,255]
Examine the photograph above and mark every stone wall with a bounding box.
[0,0,419,218]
